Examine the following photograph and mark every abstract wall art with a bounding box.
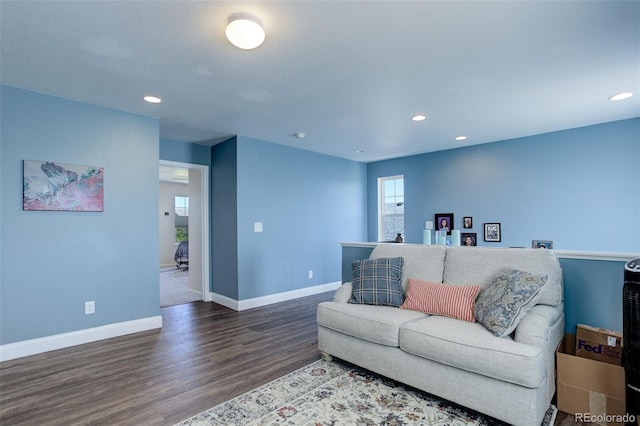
[23,160,104,211]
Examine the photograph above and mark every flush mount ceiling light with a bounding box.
[609,92,633,101]
[143,95,162,104]
[411,114,427,121]
[225,13,265,50]
[454,136,467,141]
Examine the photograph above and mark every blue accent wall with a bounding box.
[0,85,160,345]
[211,137,239,299]
[159,138,211,166]
[560,258,625,333]
[367,118,640,253]
[234,136,367,300]
[341,246,376,283]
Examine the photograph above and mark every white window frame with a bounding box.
[377,175,404,242]
[174,196,189,243]
[174,196,189,217]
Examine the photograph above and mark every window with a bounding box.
[378,175,404,241]
[175,196,189,242]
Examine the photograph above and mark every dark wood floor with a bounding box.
[0,292,333,425]
[1,292,582,425]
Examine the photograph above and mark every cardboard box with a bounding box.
[575,323,623,366]
[557,334,627,426]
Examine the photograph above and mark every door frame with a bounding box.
[159,160,211,302]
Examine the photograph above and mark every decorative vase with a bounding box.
[423,229,431,245]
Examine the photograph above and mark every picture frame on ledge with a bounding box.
[532,240,553,249]
[461,232,477,246]
[483,223,501,242]
[435,213,454,235]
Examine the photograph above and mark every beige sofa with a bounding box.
[317,244,564,425]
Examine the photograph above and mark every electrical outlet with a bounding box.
[308,270,313,279]
[85,301,95,315]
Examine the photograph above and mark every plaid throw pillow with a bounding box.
[350,257,404,307]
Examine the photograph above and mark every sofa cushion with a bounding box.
[474,268,547,337]
[317,301,427,347]
[443,247,562,306]
[333,281,354,303]
[350,257,404,306]
[399,315,546,388]
[370,244,446,292]
[400,278,480,322]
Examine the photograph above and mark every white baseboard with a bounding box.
[0,316,163,362]
[211,293,240,310]
[211,281,341,311]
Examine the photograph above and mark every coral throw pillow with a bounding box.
[400,278,480,322]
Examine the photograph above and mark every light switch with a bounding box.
[254,222,263,233]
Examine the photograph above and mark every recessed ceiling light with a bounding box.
[609,92,633,101]
[294,132,306,139]
[143,95,162,104]
[455,136,467,141]
[354,150,365,154]
[411,114,427,121]
[226,13,265,50]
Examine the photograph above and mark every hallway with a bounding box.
[160,266,200,307]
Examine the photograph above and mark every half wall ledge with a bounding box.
[340,242,639,262]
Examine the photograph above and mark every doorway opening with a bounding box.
[159,160,210,306]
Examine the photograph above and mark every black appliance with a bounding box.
[623,258,640,425]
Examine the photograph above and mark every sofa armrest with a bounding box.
[514,303,564,349]
[334,282,353,303]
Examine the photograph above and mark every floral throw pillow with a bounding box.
[350,257,404,307]
[474,268,548,337]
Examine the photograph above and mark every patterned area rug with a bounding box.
[175,359,557,425]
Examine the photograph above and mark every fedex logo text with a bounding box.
[576,340,621,358]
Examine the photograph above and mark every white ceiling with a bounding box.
[1,1,638,163]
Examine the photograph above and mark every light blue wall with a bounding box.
[367,118,640,252]
[0,85,160,345]
[160,138,211,166]
[236,136,367,300]
[4,83,632,348]
[363,118,639,333]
